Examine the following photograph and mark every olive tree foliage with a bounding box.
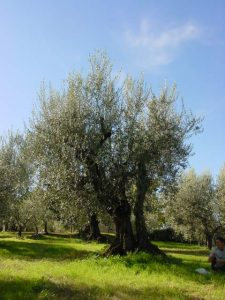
[29,52,201,255]
[128,85,202,253]
[23,188,56,235]
[0,132,32,233]
[216,164,225,227]
[0,137,12,226]
[166,170,219,248]
[144,192,166,233]
[41,182,99,237]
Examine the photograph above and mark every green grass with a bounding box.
[0,232,224,299]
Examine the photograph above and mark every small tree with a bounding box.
[0,132,32,234]
[216,164,225,228]
[166,170,219,248]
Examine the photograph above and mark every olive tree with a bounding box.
[29,52,201,255]
[166,170,219,248]
[216,164,225,227]
[0,132,32,233]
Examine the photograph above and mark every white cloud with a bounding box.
[124,20,200,69]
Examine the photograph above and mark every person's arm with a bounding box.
[208,252,215,262]
[216,258,225,264]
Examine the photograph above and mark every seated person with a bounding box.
[208,237,225,271]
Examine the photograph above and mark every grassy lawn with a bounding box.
[0,232,224,300]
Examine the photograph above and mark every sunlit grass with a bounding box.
[0,232,224,299]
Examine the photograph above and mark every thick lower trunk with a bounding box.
[105,201,136,256]
[134,205,164,255]
[18,225,23,237]
[206,234,213,249]
[79,214,103,241]
[2,221,6,232]
[44,221,48,235]
[35,225,39,235]
[89,214,102,240]
[134,164,164,255]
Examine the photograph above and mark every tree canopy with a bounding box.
[24,52,201,254]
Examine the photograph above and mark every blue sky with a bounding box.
[0,0,225,177]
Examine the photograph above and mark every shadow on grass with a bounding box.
[44,233,78,239]
[120,251,182,270]
[0,277,205,300]
[72,232,114,244]
[0,234,15,239]
[154,241,205,250]
[0,239,97,261]
[164,249,209,257]
[111,251,225,288]
[0,278,81,300]
[28,232,113,245]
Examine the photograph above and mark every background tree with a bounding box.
[216,164,225,228]
[166,170,219,248]
[144,191,166,233]
[0,132,32,234]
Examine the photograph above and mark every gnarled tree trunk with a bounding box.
[105,200,136,256]
[89,213,102,240]
[44,220,48,235]
[2,221,6,232]
[134,200,164,255]
[79,214,103,241]
[18,225,23,237]
[134,161,164,255]
[206,233,213,249]
[35,225,39,235]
